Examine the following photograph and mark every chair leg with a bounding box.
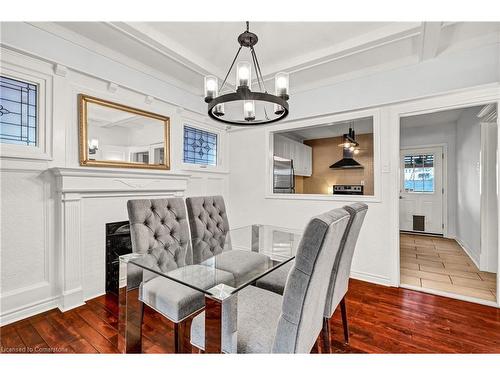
[340,297,349,344]
[140,301,145,325]
[321,317,331,353]
[174,323,180,353]
[311,338,320,353]
[176,317,194,353]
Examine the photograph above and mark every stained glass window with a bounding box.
[404,154,435,193]
[183,125,217,165]
[0,76,37,146]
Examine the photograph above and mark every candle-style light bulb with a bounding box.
[243,100,255,121]
[213,103,225,117]
[274,72,289,97]
[204,76,218,101]
[236,61,252,87]
[274,104,285,115]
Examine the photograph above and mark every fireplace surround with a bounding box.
[50,167,190,311]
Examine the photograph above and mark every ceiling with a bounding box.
[87,104,159,129]
[40,22,500,96]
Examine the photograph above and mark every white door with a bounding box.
[400,147,444,234]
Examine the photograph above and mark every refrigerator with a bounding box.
[273,156,295,193]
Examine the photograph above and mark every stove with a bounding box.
[332,185,364,195]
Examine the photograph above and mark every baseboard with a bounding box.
[0,296,59,326]
[455,237,480,269]
[350,270,392,286]
[59,288,85,312]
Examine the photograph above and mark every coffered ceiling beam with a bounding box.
[419,22,442,61]
[257,22,422,82]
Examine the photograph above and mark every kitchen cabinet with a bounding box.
[274,135,312,176]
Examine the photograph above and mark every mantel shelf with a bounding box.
[49,167,191,194]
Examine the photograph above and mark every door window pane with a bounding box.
[404,154,435,193]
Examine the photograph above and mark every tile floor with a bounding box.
[400,233,497,301]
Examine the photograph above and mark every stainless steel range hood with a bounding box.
[329,148,363,169]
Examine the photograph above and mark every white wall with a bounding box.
[400,122,458,238]
[0,28,229,324]
[455,108,482,266]
[481,121,499,273]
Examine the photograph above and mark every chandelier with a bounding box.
[204,22,290,126]
[338,121,360,155]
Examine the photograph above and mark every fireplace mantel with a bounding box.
[50,167,191,311]
[50,167,191,195]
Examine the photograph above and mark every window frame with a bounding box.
[181,121,225,173]
[0,63,52,160]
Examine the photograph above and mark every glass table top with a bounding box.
[120,224,302,300]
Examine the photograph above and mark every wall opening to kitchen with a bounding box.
[271,116,374,197]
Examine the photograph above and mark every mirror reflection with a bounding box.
[79,95,170,169]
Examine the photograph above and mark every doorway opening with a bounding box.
[399,104,497,303]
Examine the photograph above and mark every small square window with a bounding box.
[404,154,435,193]
[183,125,217,166]
[0,75,38,146]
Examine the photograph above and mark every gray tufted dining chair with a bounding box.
[190,208,351,353]
[255,203,368,350]
[185,196,269,285]
[127,198,234,353]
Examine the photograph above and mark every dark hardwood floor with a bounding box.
[1,279,499,354]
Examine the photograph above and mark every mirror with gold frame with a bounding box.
[79,94,170,170]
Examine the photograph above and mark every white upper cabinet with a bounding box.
[303,145,312,176]
[274,135,312,176]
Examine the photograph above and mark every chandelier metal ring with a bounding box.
[207,88,289,125]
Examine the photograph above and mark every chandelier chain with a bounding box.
[250,47,267,93]
[250,47,270,120]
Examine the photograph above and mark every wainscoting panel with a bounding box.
[0,169,56,325]
[0,170,48,292]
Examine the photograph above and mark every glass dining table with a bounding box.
[117,224,302,353]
